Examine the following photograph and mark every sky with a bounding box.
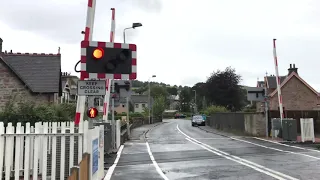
[0,0,320,89]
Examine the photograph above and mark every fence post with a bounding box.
[79,153,90,180]
[51,122,58,180]
[14,123,22,180]
[60,122,67,180]
[5,123,14,180]
[42,122,49,180]
[24,123,31,180]
[0,122,4,180]
[98,125,104,179]
[116,120,121,149]
[69,122,75,175]
[32,123,41,180]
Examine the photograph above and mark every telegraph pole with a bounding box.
[264,72,269,138]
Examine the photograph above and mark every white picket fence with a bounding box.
[0,120,105,180]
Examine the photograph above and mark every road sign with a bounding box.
[246,87,265,101]
[80,40,137,80]
[77,80,106,96]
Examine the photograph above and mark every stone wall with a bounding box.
[0,61,55,110]
[244,113,266,136]
[207,112,266,136]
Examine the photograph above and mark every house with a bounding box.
[61,72,79,103]
[257,64,320,111]
[131,95,149,113]
[114,97,127,114]
[0,38,62,109]
[168,94,179,110]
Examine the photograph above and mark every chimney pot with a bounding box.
[0,38,2,53]
[290,64,292,68]
[293,64,295,68]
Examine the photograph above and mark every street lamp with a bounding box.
[123,22,143,43]
[122,22,142,135]
[149,75,156,124]
[193,90,197,113]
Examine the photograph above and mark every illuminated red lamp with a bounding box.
[87,107,98,118]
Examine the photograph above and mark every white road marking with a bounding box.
[177,125,299,180]
[146,142,170,180]
[231,137,320,160]
[254,137,320,152]
[193,138,230,140]
[104,145,124,180]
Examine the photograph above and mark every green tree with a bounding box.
[150,86,168,98]
[166,87,178,95]
[133,86,148,95]
[179,87,192,112]
[152,95,166,117]
[191,82,207,111]
[205,67,245,111]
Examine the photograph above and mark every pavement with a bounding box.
[105,119,320,180]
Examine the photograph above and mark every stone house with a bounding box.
[0,38,62,109]
[257,64,320,111]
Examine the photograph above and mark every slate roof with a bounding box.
[266,76,287,88]
[0,53,61,93]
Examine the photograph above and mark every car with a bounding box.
[191,115,206,126]
[174,113,186,119]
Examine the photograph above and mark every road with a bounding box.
[106,119,320,180]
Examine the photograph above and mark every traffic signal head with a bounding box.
[92,48,104,59]
[87,107,98,118]
[86,46,133,74]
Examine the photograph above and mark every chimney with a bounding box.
[288,63,298,75]
[0,38,2,53]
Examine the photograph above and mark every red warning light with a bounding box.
[93,48,104,59]
[87,107,98,118]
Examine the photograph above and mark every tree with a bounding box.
[150,86,168,98]
[205,67,245,111]
[133,86,148,95]
[152,95,166,118]
[166,87,178,95]
[191,82,207,111]
[179,87,192,112]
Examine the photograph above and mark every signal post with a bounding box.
[78,40,137,150]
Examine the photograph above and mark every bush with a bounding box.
[0,100,77,127]
[202,105,229,115]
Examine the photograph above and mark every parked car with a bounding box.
[174,113,187,119]
[191,115,205,126]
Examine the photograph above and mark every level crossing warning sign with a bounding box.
[77,80,106,96]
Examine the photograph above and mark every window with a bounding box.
[142,104,146,108]
[135,104,139,108]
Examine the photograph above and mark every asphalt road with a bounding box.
[107,119,320,180]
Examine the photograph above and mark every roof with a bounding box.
[265,76,287,88]
[0,52,61,93]
[257,81,264,87]
[131,95,149,103]
[269,72,319,97]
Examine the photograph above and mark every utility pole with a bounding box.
[264,72,269,138]
[111,80,116,150]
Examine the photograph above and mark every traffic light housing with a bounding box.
[114,82,120,93]
[124,81,130,91]
[87,107,98,118]
[86,46,132,74]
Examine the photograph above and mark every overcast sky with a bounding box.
[1,0,320,89]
